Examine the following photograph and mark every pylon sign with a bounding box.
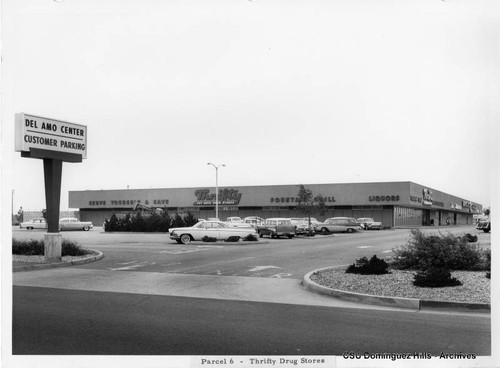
[14,113,87,260]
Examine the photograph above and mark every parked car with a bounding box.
[243,216,265,227]
[290,218,316,234]
[59,217,94,231]
[225,217,253,228]
[169,220,258,244]
[307,217,322,228]
[356,217,383,230]
[226,216,243,223]
[19,218,47,230]
[317,217,362,234]
[476,219,491,233]
[256,218,296,239]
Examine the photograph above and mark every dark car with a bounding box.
[476,219,491,233]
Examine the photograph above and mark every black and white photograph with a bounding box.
[1,0,498,367]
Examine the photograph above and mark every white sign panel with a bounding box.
[15,113,87,159]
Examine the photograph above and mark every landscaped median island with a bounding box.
[310,269,490,304]
[12,238,101,266]
[308,229,491,306]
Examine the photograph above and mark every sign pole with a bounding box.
[44,158,63,233]
[43,158,63,260]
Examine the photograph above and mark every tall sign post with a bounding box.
[15,113,87,261]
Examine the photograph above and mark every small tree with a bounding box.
[171,213,185,228]
[183,212,199,227]
[295,184,326,232]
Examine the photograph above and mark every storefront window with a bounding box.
[394,206,423,227]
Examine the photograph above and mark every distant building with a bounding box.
[69,181,482,229]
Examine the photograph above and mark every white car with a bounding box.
[59,217,94,231]
[225,217,253,228]
[19,218,47,230]
[243,216,265,227]
[169,220,258,244]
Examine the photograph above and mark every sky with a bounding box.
[2,0,499,213]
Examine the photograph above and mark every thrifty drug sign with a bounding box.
[15,113,87,159]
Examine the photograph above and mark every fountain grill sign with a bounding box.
[15,113,87,159]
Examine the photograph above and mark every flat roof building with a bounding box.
[69,181,482,229]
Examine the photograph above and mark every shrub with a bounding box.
[104,210,177,232]
[104,214,119,232]
[413,267,462,288]
[61,240,91,256]
[202,236,217,242]
[12,239,92,256]
[392,229,487,271]
[12,239,44,255]
[225,236,241,242]
[131,212,147,232]
[463,233,478,243]
[484,249,491,279]
[244,234,258,242]
[346,255,390,275]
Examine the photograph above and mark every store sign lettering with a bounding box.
[88,199,169,207]
[369,195,400,202]
[410,196,422,203]
[193,188,242,206]
[422,188,433,206]
[89,200,107,206]
[270,196,335,204]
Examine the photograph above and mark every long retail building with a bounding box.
[69,181,482,229]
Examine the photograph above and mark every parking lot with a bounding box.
[11,225,489,279]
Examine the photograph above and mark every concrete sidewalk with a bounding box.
[13,267,416,313]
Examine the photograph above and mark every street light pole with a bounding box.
[207,162,225,220]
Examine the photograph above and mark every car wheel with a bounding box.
[321,227,329,235]
[347,228,354,233]
[180,234,192,244]
[483,229,490,233]
[27,226,33,230]
[271,232,277,239]
[83,226,90,231]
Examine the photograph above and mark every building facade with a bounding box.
[69,181,482,228]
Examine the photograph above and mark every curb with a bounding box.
[13,251,104,273]
[303,266,490,313]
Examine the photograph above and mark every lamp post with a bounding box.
[207,162,225,220]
